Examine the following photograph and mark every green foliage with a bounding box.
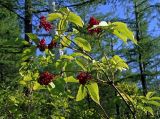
[86,82,100,104]
[76,85,87,101]
[92,21,137,44]
[74,37,91,51]
[1,1,159,118]
[26,33,39,44]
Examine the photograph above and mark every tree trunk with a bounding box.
[24,0,32,42]
[134,1,147,96]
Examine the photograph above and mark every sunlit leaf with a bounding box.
[61,36,71,47]
[146,92,155,99]
[74,37,91,51]
[147,101,160,106]
[47,13,63,21]
[112,22,137,44]
[60,55,74,60]
[71,52,91,60]
[145,106,154,115]
[76,85,87,101]
[150,97,160,101]
[111,55,129,71]
[64,76,78,83]
[26,33,39,44]
[67,12,84,27]
[86,82,100,104]
[33,82,44,90]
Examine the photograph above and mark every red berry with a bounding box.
[39,38,46,45]
[76,72,92,85]
[37,38,47,51]
[38,71,55,85]
[39,16,52,32]
[87,17,101,34]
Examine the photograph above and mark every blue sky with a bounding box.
[34,0,160,55]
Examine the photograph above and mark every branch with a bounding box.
[66,0,96,7]
[33,0,96,13]
[139,4,160,13]
[0,3,24,19]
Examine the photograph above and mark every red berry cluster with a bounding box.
[37,39,57,52]
[87,17,101,34]
[39,16,52,32]
[38,71,55,85]
[37,38,47,51]
[76,72,92,85]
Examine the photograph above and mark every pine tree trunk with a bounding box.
[24,0,32,42]
[134,2,147,96]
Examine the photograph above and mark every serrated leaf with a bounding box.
[67,12,84,27]
[86,82,100,104]
[64,76,78,83]
[74,37,91,51]
[76,85,87,101]
[47,13,63,21]
[26,33,39,44]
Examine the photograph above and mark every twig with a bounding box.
[99,104,110,119]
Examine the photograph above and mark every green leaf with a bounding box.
[49,82,55,88]
[58,19,67,34]
[60,55,74,60]
[61,36,71,47]
[71,52,91,60]
[74,37,91,51]
[33,81,44,90]
[9,96,19,104]
[112,22,137,44]
[111,55,129,71]
[113,30,127,42]
[67,12,84,27]
[75,58,87,71]
[150,97,160,101]
[64,76,78,83]
[146,92,155,99]
[59,7,70,15]
[51,78,65,93]
[86,82,100,104]
[147,101,160,106]
[145,106,154,115]
[26,33,39,44]
[47,13,63,21]
[23,74,32,81]
[19,80,26,85]
[92,21,137,44]
[76,85,87,101]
